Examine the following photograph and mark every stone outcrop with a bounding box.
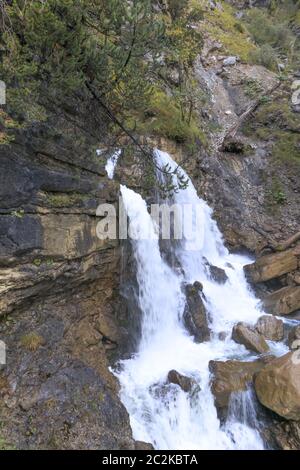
[191,57,300,255]
[167,370,195,393]
[0,0,299,450]
[183,282,210,343]
[255,352,300,420]
[265,420,300,450]
[255,315,284,342]
[206,262,228,284]
[232,322,269,353]
[0,98,136,449]
[209,359,267,410]
[263,286,300,316]
[244,250,298,284]
[288,325,300,350]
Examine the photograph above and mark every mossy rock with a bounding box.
[46,192,89,208]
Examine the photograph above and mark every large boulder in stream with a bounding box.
[244,250,298,283]
[255,315,284,342]
[205,262,228,284]
[183,282,210,343]
[209,358,269,410]
[255,351,300,420]
[232,322,270,354]
[263,286,300,316]
[167,370,196,393]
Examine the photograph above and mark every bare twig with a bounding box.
[220,82,281,150]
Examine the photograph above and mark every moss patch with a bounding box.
[46,192,89,207]
[134,88,207,146]
[242,78,264,99]
[254,100,299,132]
[0,131,15,145]
[0,435,15,450]
[272,132,300,164]
[243,94,300,164]
[20,332,45,352]
[201,1,257,61]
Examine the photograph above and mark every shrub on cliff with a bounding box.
[246,6,299,69]
[0,0,206,190]
[1,2,205,150]
[0,0,165,126]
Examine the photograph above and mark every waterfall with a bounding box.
[225,388,261,449]
[114,149,283,450]
[105,149,121,179]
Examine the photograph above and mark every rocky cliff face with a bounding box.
[0,96,138,449]
[186,58,300,254]
[0,0,299,450]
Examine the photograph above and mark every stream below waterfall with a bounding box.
[109,149,288,450]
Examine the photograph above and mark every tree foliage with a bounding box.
[0,0,165,121]
[0,1,205,191]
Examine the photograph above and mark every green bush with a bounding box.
[245,6,299,69]
[246,8,295,53]
[168,0,189,20]
[249,44,278,70]
[138,89,206,144]
[0,0,165,126]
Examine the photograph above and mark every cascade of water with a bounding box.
[223,388,263,450]
[105,149,121,179]
[114,149,283,449]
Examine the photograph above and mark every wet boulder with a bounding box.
[263,286,300,316]
[255,315,284,342]
[288,325,300,350]
[255,351,300,420]
[183,282,210,342]
[244,250,298,284]
[232,322,270,354]
[209,359,267,410]
[206,263,228,284]
[218,331,228,341]
[167,370,195,393]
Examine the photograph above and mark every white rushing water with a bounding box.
[105,149,121,179]
[114,149,287,450]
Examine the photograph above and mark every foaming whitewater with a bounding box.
[115,149,275,450]
[224,388,263,448]
[105,149,121,179]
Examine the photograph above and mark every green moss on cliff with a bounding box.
[253,99,298,131]
[20,332,45,352]
[0,435,15,450]
[201,2,257,61]
[134,88,206,145]
[46,192,89,208]
[243,96,300,164]
[272,132,300,163]
[200,1,299,70]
